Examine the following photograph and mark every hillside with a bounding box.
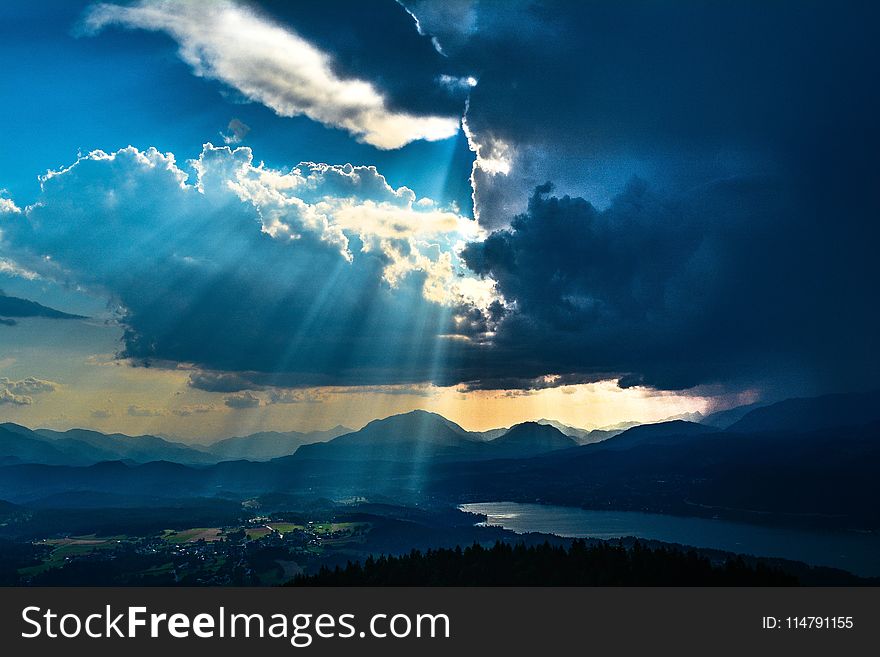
[489,422,578,457]
[293,410,480,461]
[728,391,880,434]
[589,420,713,451]
[202,425,352,461]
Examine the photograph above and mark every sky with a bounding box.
[0,0,877,439]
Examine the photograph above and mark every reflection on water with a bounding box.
[460,502,880,577]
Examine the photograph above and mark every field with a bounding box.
[19,535,125,576]
[162,528,223,543]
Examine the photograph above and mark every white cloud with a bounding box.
[0,389,31,406]
[82,0,461,149]
[0,143,502,387]
[0,258,40,280]
[0,197,22,214]
[196,143,493,307]
[0,377,58,406]
[9,143,496,308]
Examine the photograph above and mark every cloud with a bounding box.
[0,259,40,281]
[327,384,435,398]
[127,404,166,417]
[1,143,497,389]
[0,389,31,406]
[82,0,461,149]
[0,197,21,214]
[221,118,250,145]
[457,373,607,393]
[172,404,215,417]
[0,377,58,405]
[461,180,880,392]
[266,389,321,405]
[404,1,880,230]
[224,391,262,409]
[1,377,56,395]
[188,371,259,394]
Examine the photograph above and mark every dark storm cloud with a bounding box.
[188,371,262,393]
[224,391,262,409]
[404,0,880,226]
[457,372,609,393]
[461,177,880,392]
[248,0,470,118]
[4,1,878,397]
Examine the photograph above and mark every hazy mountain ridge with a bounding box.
[0,291,87,323]
[200,425,352,461]
[294,411,579,462]
[534,418,623,444]
[727,392,880,434]
[0,422,351,466]
[0,392,878,530]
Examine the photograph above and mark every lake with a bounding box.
[459,502,880,577]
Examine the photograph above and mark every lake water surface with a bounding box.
[459,502,880,577]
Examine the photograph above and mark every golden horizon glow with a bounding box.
[0,344,740,443]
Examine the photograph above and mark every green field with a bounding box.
[19,536,124,576]
[162,528,223,543]
[267,523,304,534]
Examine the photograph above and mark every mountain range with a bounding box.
[0,423,351,466]
[1,391,878,529]
[3,391,877,468]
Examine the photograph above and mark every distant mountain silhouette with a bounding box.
[202,426,352,461]
[534,418,622,444]
[728,391,880,434]
[0,393,878,530]
[34,427,217,464]
[591,420,713,451]
[472,427,509,441]
[702,402,768,428]
[0,423,216,466]
[294,410,480,461]
[294,412,581,462]
[0,424,85,465]
[489,422,578,457]
[0,291,86,322]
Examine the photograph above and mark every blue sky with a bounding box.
[1,1,878,437]
[0,0,474,210]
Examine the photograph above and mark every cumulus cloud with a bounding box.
[172,404,215,417]
[127,404,165,417]
[462,180,880,391]
[0,389,31,406]
[81,0,460,149]
[224,391,262,409]
[1,144,496,393]
[0,197,21,214]
[0,377,58,405]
